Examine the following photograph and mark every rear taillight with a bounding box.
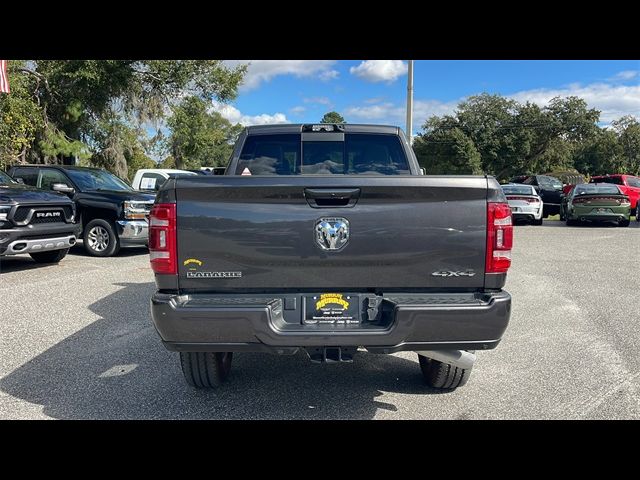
[506,196,540,203]
[620,197,631,207]
[486,202,513,273]
[149,203,177,275]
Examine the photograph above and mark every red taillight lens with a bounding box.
[486,202,513,273]
[149,203,177,275]
[506,196,539,203]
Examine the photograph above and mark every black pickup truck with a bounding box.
[8,165,155,257]
[0,170,79,264]
[149,124,513,390]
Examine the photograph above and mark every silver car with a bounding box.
[501,183,544,225]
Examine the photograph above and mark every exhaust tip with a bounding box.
[69,237,77,246]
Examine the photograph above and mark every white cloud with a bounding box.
[290,106,306,115]
[345,102,398,120]
[350,60,407,83]
[211,100,289,126]
[225,60,337,91]
[345,79,640,134]
[609,70,639,82]
[509,82,640,123]
[304,96,332,105]
[345,98,458,131]
[319,69,340,81]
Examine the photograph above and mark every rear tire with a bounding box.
[619,218,630,227]
[566,217,578,226]
[533,217,543,225]
[180,352,233,388]
[29,248,69,264]
[418,354,472,390]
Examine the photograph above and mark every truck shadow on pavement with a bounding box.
[0,282,448,419]
[0,256,61,274]
[0,245,148,274]
[68,243,149,258]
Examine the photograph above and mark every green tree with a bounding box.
[0,61,43,170]
[574,129,622,176]
[612,116,640,175]
[126,147,156,181]
[413,124,482,175]
[320,111,346,123]
[4,60,246,172]
[415,93,602,181]
[167,96,242,169]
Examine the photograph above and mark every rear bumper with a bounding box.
[150,291,511,354]
[510,205,543,220]
[568,209,630,222]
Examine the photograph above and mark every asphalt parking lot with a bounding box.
[1,220,639,419]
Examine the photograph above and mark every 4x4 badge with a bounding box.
[432,270,476,277]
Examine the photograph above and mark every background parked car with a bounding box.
[8,165,155,257]
[0,170,79,264]
[509,174,564,217]
[561,183,631,227]
[131,169,197,193]
[501,183,544,225]
[546,171,587,196]
[589,174,640,218]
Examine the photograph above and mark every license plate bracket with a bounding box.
[304,294,360,325]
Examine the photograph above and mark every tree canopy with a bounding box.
[320,111,346,123]
[0,60,246,179]
[413,93,637,180]
[167,96,242,170]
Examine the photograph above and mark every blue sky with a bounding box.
[214,60,639,134]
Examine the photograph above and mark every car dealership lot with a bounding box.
[1,222,639,420]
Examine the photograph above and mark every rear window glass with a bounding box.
[501,185,535,195]
[591,176,623,185]
[626,177,640,188]
[235,133,410,175]
[574,184,621,195]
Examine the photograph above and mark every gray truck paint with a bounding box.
[150,124,512,354]
[175,175,489,291]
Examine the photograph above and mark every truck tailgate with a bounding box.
[175,176,488,291]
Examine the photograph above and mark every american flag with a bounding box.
[0,60,9,94]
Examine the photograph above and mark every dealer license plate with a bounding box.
[304,294,359,325]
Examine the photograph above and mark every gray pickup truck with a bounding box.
[149,124,513,390]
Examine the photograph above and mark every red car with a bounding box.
[590,175,640,214]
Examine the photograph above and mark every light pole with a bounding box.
[406,60,414,145]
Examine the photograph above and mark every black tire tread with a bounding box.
[418,355,471,390]
[179,352,232,389]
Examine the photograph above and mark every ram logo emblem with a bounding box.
[315,218,349,251]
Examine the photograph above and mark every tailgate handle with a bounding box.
[304,188,361,208]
